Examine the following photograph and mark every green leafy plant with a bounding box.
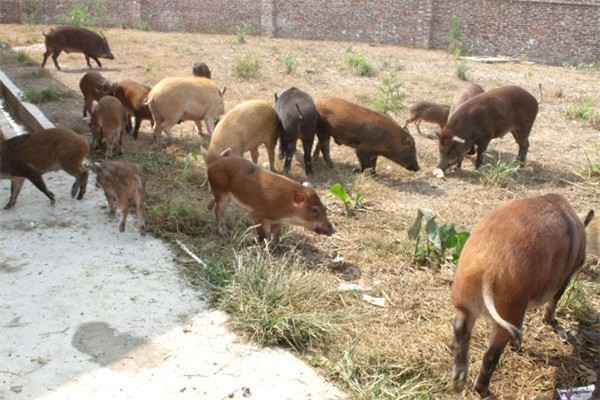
[569,98,600,128]
[233,50,261,79]
[329,183,364,212]
[58,0,107,28]
[234,23,252,44]
[182,151,198,189]
[26,0,42,24]
[345,53,375,77]
[283,52,297,75]
[366,71,407,115]
[407,208,470,266]
[20,85,71,103]
[456,60,470,81]
[448,16,465,57]
[558,278,599,323]
[479,153,523,188]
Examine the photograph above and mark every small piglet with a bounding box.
[42,26,114,70]
[113,79,154,139]
[207,155,335,243]
[79,71,116,118]
[404,101,450,135]
[95,160,146,235]
[90,95,128,159]
[1,127,89,209]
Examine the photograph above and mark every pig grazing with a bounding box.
[313,97,420,173]
[436,85,538,174]
[0,128,89,209]
[404,101,450,135]
[451,194,593,398]
[274,87,318,176]
[202,99,280,170]
[95,160,147,235]
[207,155,335,243]
[79,71,116,119]
[42,26,114,70]
[90,96,128,159]
[113,79,154,139]
[448,82,485,118]
[145,77,226,144]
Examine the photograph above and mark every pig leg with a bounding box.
[356,148,377,173]
[301,138,314,175]
[255,221,269,243]
[214,195,231,237]
[14,163,56,206]
[135,189,146,236]
[315,135,334,168]
[473,323,513,398]
[266,138,277,172]
[5,178,27,209]
[41,48,52,68]
[474,139,490,169]
[451,308,476,393]
[118,196,129,233]
[69,168,89,199]
[132,115,141,140]
[415,120,422,135]
[250,148,259,164]
[103,189,116,215]
[511,128,530,165]
[282,140,296,176]
[542,275,574,325]
[50,50,62,70]
[194,120,205,137]
[270,224,282,244]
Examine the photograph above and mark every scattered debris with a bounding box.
[460,56,520,64]
[362,294,386,307]
[10,386,22,393]
[557,384,595,400]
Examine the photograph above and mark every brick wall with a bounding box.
[2,0,598,65]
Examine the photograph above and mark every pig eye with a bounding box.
[311,206,320,216]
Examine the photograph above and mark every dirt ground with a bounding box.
[1,23,599,399]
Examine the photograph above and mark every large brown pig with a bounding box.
[451,194,593,398]
[207,155,335,244]
[313,97,420,173]
[95,160,147,235]
[404,101,450,135]
[436,85,538,174]
[90,96,128,159]
[79,71,116,118]
[113,79,154,139]
[201,99,279,170]
[0,128,89,209]
[145,77,226,144]
[41,26,114,70]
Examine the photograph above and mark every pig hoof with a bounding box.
[119,224,125,233]
[4,203,13,210]
[433,168,445,179]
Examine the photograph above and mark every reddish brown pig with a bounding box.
[404,101,450,135]
[313,97,419,173]
[90,96,127,159]
[145,77,226,144]
[79,71,116,118]
[0,128,89,209]
[113,79,154,139]
[451,194,593,398]
[436,85,538,173]
[448,82,485,118]
[42,26,114,70]
[207,156,335,243]
[201,99,279,170]
[95,160,146,235]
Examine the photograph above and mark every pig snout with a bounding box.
[314,220,336,236]
[104,51,115,60]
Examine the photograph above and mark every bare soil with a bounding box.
[1,24,598,399]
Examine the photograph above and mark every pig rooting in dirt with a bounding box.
[42,26,114,70]
[90,95,128,159]
[207,155,335,244]
[95,160,147,235]
[0,128,89,209]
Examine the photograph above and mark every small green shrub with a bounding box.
[408,208,470,267]
[58,0,107,28]
[479,153,522,188]
[26,0,42,24]
[569,98,600,128]
[582,147,600,179]
[233,50,261,79]
[234,23,252,44]
[345,54,375,77]
[283,52,297,75]
[16,51,33,65]
[366,71,407,116]
[456,60,470,81]
[20,85,71,103]
[329,183,364,213]
[448,16,465,56]
[182,151,198,189]
[139,20,151,31]
[558,278,599,323]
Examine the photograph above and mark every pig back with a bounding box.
[147,77,224,118]
[114,79,152,114]
[275,87,317,137]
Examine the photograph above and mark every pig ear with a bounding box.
[293,191,307,206]
[452,136,466,144]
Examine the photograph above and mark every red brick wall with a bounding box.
[3,0,598,65]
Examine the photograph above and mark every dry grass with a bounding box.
[1,24,599,399]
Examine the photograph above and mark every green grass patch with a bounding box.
[283,52,297,75]
[233,50,261,79]
[479,152,522,188]
[234,23,252,44]
[20,85,71,103]
[345,54,375,77]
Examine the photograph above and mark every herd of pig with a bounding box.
[1,26,598,398]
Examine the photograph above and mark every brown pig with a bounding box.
[448,82,485,118]
[79,71,116,118]
[207,155,335,243]
[0,128,89,209]
[145,77,226,144]
[201,99,279,170]
[90,95,128,159]
[451,194,593,398]
[113,79,154,139]
[313,97,419,173]
[404,101,450,135]
[95,160,147,235]
[41,26,114,70]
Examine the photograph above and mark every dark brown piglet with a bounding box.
[95,160,147,235]
[42,26,114,70]
[113,79,154,139]
[207,155,335,244]
[79,71,116,118]
[313,97,419,173]
[0,128,89,209]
